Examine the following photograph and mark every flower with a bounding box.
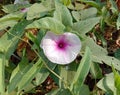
[14,0,29,4]
[20,8,29,13]
[14,0,29,13]
[40,32,81,64]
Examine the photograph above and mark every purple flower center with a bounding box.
[58,42,65,48]
[57,40,67,50]
[20,8,29,12]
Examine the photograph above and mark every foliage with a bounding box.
[0,0,120,95]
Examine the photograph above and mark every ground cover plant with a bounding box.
[0,0,120,95]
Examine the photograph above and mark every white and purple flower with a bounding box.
[14,0,29,13]
[14,0,29,4]
[20,8,29,13]
[40,32,81,64]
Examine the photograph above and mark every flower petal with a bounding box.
[40,31,81,64]
[21,8,29,13]
[62,33,81,63]
[14,0,29,4]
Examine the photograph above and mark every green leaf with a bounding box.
[57,88,72,95]
[7,58,43,92]
[79,0,101,10]
[59,65,76,86]
[46,88,72,95]
[26,29,57,86]
[101,56,120,71]
[109,0,118,13]
[70,47,92,95]
[116,13,120,30]
[0,12,24,30]
[0,13,16,20]
[26,32,39,47]
[114,49,120,60]
[7,59,33,93]
[35,67,50,85]
[2,4,30,13]
[9,56,28,82]
[97,73,115,94]
[35,50,57,84]
[54,1,73,28]
[0,21,17,30]
[46,88,60,95]
[112,66,120,95]
[68,2,85,10]
[73,17,100,35]
[72,7,97,21]
[90,62,103,79]
[0,53,5,94]
[18,58,43,90]
[81,37,107,63]
[61,0,71,6]
[35,63,56,86]
[0,20,32,59]
[71,11,80,22]
[82,37,120,71]
[21,83,35,93]
[79,84,90,95]
[27,3,51,20]
[26,17,65,34]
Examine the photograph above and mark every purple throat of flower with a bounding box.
[20,8,29,12]
[56,39,68,51]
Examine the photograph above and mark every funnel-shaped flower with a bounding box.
[40,32,81,64]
